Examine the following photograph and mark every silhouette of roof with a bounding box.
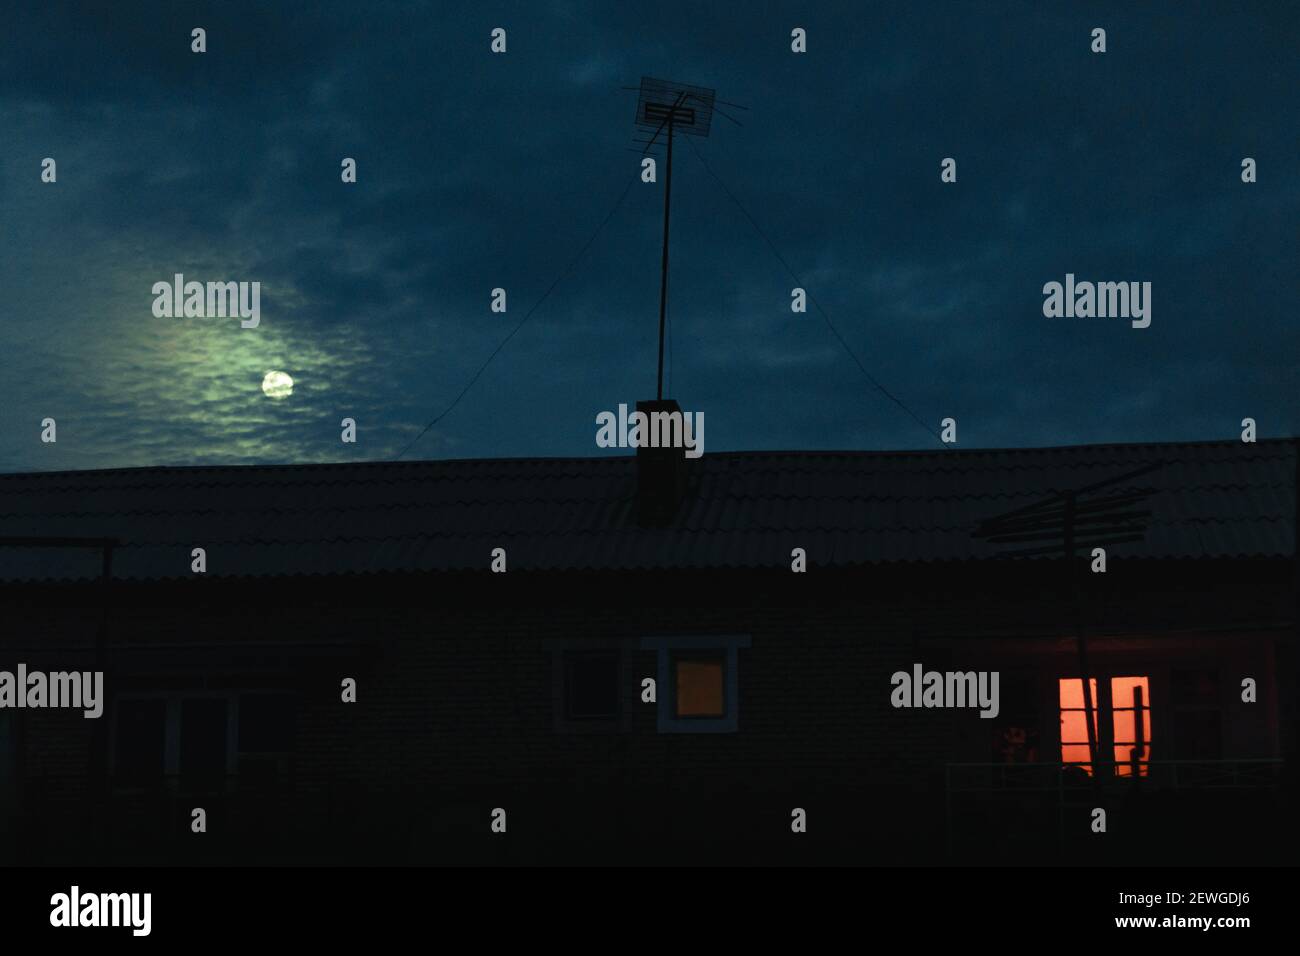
[0,439,1293,583]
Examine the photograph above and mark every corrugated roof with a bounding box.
[0,439,1293,582]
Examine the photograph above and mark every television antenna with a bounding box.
[972,461,1166,785]
[626,77,746,400]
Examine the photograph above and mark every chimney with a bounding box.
[635,399,690,527]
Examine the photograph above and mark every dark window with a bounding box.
[1172,669,1222,759]
[1173,669,1219,706]
[564,652,621,720]
[0,713,14,810]
[0,713,10,773]
[239,694,295,753]
[673,651,726,718]
[179,698,228,788]
[991,673,1040,764]
[115,698,166,784]
[1174,710,1222,760]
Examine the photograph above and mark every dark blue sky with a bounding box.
[2,1,1296,472]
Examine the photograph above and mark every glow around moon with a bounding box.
[261,370,294,399]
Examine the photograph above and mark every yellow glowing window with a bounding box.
[674,653,725,718]
[1059,676,1152,777]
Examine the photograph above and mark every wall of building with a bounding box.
[0,559,1292,864]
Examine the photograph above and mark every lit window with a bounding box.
[641,635,750,733]
[1058,676,1152,777]
[1111,676,1152,777]
[1059,678,1099,772]
[673,652,725,718]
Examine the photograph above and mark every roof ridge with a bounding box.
[3,436,1293,481]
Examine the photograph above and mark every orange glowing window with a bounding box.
[1059,678,1100,772]
[1111,676,1152,777]
[674,653,725,718]
[1058,676,1152,777]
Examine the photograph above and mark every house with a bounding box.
[0,437,1294,865]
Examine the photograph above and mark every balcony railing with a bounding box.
[945,758,1284,794]
[944,758,1285,860]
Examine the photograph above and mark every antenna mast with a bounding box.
[631,77,723,400]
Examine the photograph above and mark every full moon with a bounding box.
[262,370,294,399]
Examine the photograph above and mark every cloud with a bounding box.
[1,1,1296,472]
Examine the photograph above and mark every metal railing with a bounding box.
[946,758,1284,794]
[944,758,1285,859]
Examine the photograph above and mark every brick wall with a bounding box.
[0,558,1292,863]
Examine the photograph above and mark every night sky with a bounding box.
[1,1,1296,473]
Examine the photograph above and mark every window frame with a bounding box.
[110,689,295,792]
[0,711,15,793]
[544,638,632,734]
[1057,674,1153,777]
[1108,676,1153,776]
[1170,666,1223,760]
[641,635,750,734]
